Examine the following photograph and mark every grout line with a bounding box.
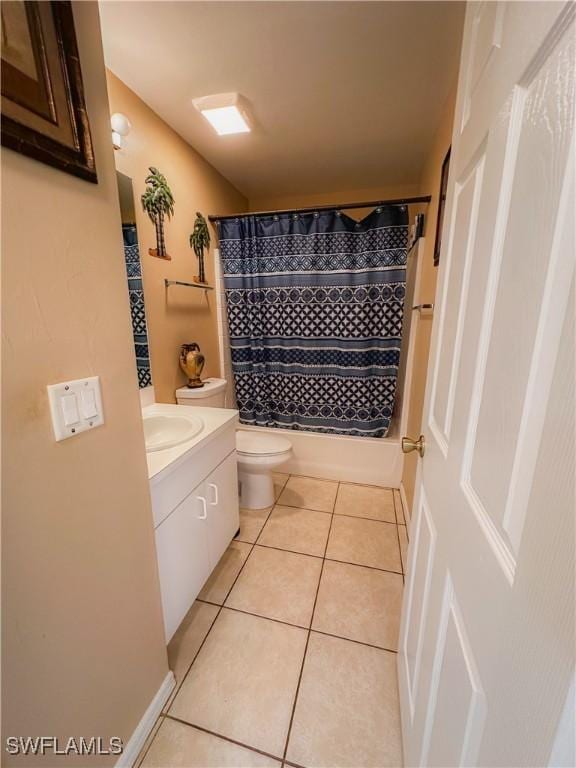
[160,601,220,706]
[337,479,399,492]
[283,473,340,484]
[281,481,339,763]
[160,473,403,765]
[235,507,277,547]
[332,510,398,525]
[254,542,324,560]
[163,472,291,732]
[325,555,403,577]
[280,575,322,763]
[253,502,279,546]
[240,540,404,576]
[333,480,343,512]
[164,532,259,717]
[200,601,398,654]
[164,715,285,764]
[216,603,310,632]
[274,500,333,515]
[288,473,398,493]
[235,474,288,546]
[135,714,164,767]
[195,597,222,608]
[310,628,398,655]
[392,491,405,584]
[199,549,402,586]
[259,498,398,525]
[394,490,410,541]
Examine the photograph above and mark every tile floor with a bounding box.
[140,474,410,768]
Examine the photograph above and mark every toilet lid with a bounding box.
[236,430,292,457]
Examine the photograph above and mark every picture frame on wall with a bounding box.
[1,0,97,183]
[433,147,450,267]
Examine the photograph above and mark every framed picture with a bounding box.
[1,1,97,183]
[433,147,450,267]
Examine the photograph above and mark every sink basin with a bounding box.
[143,413,204,452]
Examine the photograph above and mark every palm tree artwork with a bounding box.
[189,212,211,284]
[141,167,175,259]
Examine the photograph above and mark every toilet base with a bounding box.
[239,469,275,510]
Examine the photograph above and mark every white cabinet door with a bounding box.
[155,488,211,642]
[205,451,240,569]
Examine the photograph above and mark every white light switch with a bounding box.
[61,394,80,426]
[80,388,98,419]
[47,376,104,441]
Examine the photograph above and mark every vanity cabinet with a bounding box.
[148,412,239,642]
[155,491,211,642]
[204,451,240,568]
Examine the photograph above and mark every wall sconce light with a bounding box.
[111,112,132,150]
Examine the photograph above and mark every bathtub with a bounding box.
[214,237,426,490]
[237,422,403,487]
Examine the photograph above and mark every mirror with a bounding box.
[116,171,152,388]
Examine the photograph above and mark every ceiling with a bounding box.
[100,1,465,200]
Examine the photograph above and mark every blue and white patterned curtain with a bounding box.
[218,206,409,437]
[122,225,152,388]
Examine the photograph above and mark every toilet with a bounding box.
[175,379,292,509]
[235,430,292,509]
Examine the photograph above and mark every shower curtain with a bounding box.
[218,206,409,437]
[122,224,152,388]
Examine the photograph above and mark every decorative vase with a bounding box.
[179,343,205,388]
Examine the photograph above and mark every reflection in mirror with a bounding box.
[116,171,152,388]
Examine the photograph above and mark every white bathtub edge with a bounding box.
[239,425,403,487]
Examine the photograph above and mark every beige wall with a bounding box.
[249,183,420,214]
[107,72,248,404]
[401,84,457,513]
[1,3,168,763]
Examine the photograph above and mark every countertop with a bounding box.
[143,403,239,481]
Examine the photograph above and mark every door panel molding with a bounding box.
[459,86,525,585]
[419,574,486,768]
[463,16,575,575]
[429,146,486,456]
[503,152,575,552]
[400,488,437,724]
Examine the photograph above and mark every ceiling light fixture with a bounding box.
[192,93,251,136]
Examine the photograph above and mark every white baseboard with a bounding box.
[116,670,175,768]
[399,482,410,526]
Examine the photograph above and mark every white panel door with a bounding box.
[206,451,240,569]
[155,486,211,642]
[399,3,575,766]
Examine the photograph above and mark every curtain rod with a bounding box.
[208,195,431,223]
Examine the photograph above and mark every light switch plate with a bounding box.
[47,376,104,441]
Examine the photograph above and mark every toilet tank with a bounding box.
[175,378,227,408]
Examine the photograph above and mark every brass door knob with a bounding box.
[402,434,426,457]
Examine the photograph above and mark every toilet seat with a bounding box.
[236,430,292,458]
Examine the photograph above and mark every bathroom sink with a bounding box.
[143,413,204,452]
